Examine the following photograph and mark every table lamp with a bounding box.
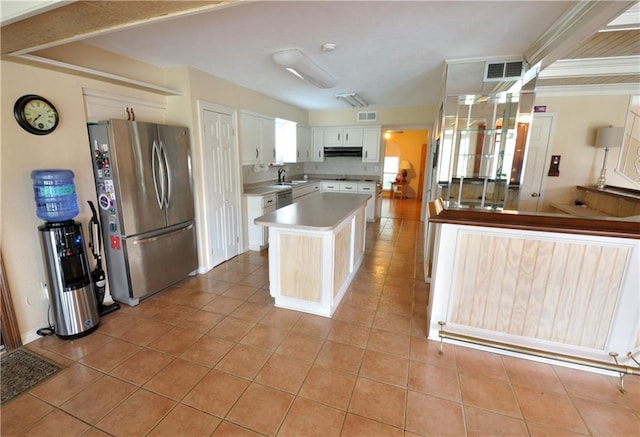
[399,160,411,182]
[594,125,623,189]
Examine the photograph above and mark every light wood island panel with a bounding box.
[256,193,370,317]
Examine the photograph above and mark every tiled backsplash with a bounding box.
[302,157,380,179]
[242,157,381,185]
[242,163,305,184]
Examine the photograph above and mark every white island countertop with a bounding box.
[255,193,371,231]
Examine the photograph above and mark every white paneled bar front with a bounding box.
[429,223,640,366]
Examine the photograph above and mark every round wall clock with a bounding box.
[13,94,59,135]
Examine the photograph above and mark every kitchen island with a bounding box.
[255,193,370,317]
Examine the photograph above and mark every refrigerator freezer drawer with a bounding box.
[125,222,198,301]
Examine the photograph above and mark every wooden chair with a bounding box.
[391,181,406,199]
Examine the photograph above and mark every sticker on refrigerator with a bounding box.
[110,236,121,250]
[98,194,111,210]
[104,180,115,195]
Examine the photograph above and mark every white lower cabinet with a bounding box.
[321,181,378,221]
[321,181,340,192]
[243,194,276,251]
[338,182,358,193]
[293,183,320,202]
[358,183,376,221]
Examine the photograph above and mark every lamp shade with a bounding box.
[399,160,411,170]
[595,126,623,149]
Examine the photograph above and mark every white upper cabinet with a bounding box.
[310,125,381,162]
[323,127,363,147]
[362,127,381,162]
[262,118,276,164]
[83,89,166,124]
[296,125,311,162]
[239,111,276,165]
[310,128,325,161]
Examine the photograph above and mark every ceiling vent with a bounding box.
[357,111,377,122]
[484,60,524,81]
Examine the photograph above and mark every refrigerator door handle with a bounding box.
[160,140,172,209]
[151,140,164,210]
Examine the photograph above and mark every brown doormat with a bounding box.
[1,348,62,404]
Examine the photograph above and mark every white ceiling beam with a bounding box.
[539,56,640,79]
[525,1,636,70]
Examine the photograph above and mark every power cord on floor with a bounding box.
[36,303,55,336]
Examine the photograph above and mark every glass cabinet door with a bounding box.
[438,92,521,209]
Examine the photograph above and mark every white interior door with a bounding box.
[219,113,241,260]
[518,113,556,212]
[202,105,241,268]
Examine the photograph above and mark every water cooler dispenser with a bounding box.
[32,169,99,339]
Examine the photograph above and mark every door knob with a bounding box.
[531,193,539,197]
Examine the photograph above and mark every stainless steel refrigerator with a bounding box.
[87,119,198,306]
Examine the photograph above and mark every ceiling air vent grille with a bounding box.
[357,111,377,122]
[484,60,524,81]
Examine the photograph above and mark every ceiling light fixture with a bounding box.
[321,42,337,52]
[272,49,337,89]
[336,92,368,108]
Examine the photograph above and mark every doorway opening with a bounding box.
[382,128,429,201]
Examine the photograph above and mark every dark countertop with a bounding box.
[427,198,640,239]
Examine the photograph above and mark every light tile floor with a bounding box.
[3,216,639,436]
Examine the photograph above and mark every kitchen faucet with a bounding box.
[278,167,286,183]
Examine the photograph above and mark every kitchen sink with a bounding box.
[277,180,306,185]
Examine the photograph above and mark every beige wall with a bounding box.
[164,66,309,268]
[534,94,634,211]
[384,130,429,197]
[33,43,166,87]
[0,60,174,342]
[171,66,308,125]
[309,105,435,128]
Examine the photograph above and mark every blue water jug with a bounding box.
[31,169,79,222]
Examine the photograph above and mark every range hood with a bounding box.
[324,146,363,157]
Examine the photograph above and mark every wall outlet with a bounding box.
[40,282,49,300]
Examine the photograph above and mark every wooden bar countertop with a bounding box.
[427,198,640,240]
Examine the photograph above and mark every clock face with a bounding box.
[14,95,59,135]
